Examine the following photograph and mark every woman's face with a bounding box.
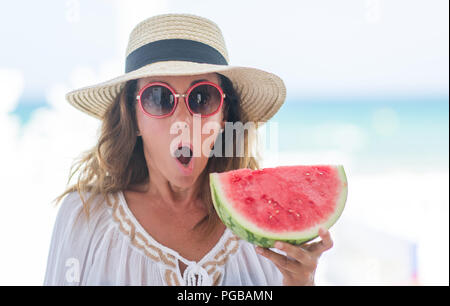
[136,73,224,189]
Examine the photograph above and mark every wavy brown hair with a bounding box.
[52,73,261,238]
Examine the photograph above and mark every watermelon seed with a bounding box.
[231,175,241,183]
[306,172,310,176]
[275,210,279,214]
[319,172,323,175]
[288,209,300,217]
[245,197,255,205]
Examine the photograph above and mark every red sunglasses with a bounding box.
[136,81,226,118]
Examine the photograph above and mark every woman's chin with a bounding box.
[169,173,198,189]
[161,156,207,189]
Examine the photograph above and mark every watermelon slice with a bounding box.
[209,165,347,247]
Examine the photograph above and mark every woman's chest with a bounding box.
[124,192,226,263]
[145,214,225,262]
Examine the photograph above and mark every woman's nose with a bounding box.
[173,94,192,124]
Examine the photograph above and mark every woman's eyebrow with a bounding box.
[146,79,209,87]
[189,79,209,86]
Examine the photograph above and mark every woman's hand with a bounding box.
[255,228,334,286]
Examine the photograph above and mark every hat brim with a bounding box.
[65,61,286,123]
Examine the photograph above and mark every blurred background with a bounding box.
[0,0,448,285]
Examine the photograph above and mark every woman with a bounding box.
[44,13,333,286]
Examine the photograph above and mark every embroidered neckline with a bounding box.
[106,190,241,286]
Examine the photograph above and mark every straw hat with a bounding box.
[65,13,286,123]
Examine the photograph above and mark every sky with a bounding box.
[0,0,448,103]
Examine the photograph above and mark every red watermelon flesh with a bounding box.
[209,165,347,247]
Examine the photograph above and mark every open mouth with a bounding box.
[174,144,193,167]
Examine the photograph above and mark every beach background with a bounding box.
[0,0,448,285]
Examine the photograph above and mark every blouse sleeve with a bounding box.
[260,248,286,285]
[43,192,93,286]
[223,240,285,285]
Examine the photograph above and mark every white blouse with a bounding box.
[43,190,285,286]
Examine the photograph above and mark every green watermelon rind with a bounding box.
[209,165,348,248]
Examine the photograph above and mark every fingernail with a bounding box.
[274,242,283,249]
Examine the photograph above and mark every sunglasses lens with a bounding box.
[188,84,222,116]
[140,85,175,116]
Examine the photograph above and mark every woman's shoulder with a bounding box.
[58,190,111,219]
[52,190,118,241]
[44,191,120,285]
[57,191,85,218]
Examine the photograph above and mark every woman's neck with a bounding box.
[139,166,204,213]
